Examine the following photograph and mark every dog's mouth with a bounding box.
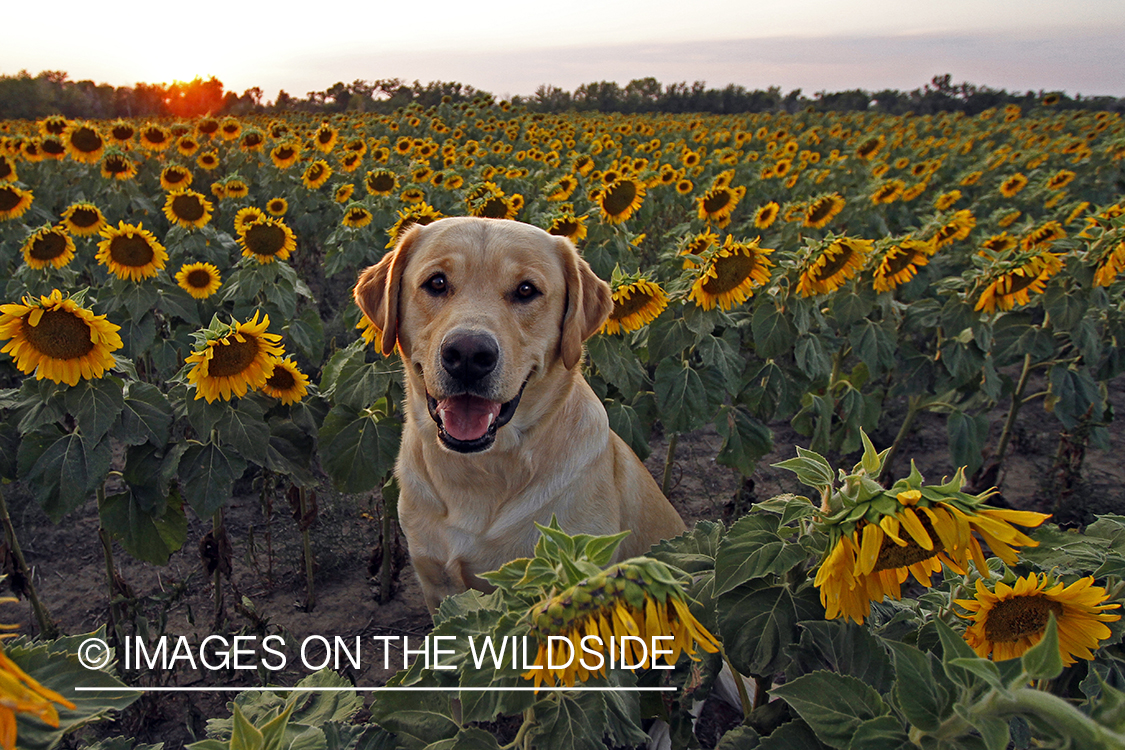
[426,381,527,453]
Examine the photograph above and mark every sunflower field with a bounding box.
[0,98,1124,749]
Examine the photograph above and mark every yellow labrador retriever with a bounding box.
[354,217,685,611]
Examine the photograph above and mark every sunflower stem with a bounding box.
[878,395,922,484]
[661,434,679,496]
[0,485,58,639]
[986,686,1125,749]
[501,709,535,750]
[720,647,754,720]
[97,485,124,646]
[300,487,316,611]
[380,495,393,604]
[212,509,225,630]
[994,352,1033,471]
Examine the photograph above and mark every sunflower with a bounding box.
[177,135,200,157]
[688,236,775,311]
[469,194,519,221]
[163,189,213,230]
[100,152,136,181]
[218,118,241,141]
[38,115,69,137]
[175,262,222,299]
[385,203,443,248]
[545,175,578,201]
[239,129,265,153]
[265,198,288,217]
[0,289,123,385]
[934,190,962,211]
[679,228,720,268]
[261,357,309,404]
[364,169,398,196]
[797,237,872,297]
[870,180,904,205]
[60,202,105,237]
[301,160,332,190]
[803,193,846,229]
[521,559,720,689]
[1046,169,1076,191]
[999,173,1028,198]
[754,202,780,229]
[975,252,1064,314]
[956,574,1120,664]
[998,210,1022,229]
[1020,221,1065,251]
[546,212,587,243]
[597,179,646,224]
[21,226,75,270]
[980,233,1018,256]
[334,183,355,204]
[342,205,373,229]
[237,217,296,264]
[339,151,362,172]
[185,313,284,402]
[96,222,168,281]
[234,206,266,234]
[63,121,104,164]
[0,637,77,749]
[401,187,425,203]
[600,277,668,334]
[1091,242,1125,287]
[40,137,66,161]
[224,179,249,199]
[696,185,745,227]
[159,164,193,192]
[138,125,171,152]
[871,238,936,292]
[0,185,33,221]
[270,142,301,170]
[855,135,885,160]
[0,155,16,183]
[107,120,135,145]
[197,151,220,171]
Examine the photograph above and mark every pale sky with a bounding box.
[2,1,1123,100]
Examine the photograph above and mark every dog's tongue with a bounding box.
[437,395,502,442]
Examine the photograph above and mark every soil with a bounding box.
[4,373,1124,748]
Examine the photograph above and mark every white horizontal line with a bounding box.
[74,686,675,693]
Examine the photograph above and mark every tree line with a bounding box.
[1,69,1121,121]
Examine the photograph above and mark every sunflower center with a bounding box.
[244,223,286,256]
[30,232,68,261]
[369,173,395,192]
[186,269,213,288]
[104,156,131,175]
[1002,271,1041,296]
[24,309,95,360]
[814,245,854,282]
[68,207,100,228]
[872,515,942,572]
[144,129,167,144]
[112,125,134,140]
[266,366,296,390]
[276,147,295,160]
[477,196,511,219]
[806,198,836,223]
[71,127,103,153]
[0,187,21,211]
[702,189,733,214]
[0,158,12,180]
[602,181,638,216]
[109,234,156,267]
[42,139,66,156]
[883,247,920,276]
[548,219,579,237]
[165,170,188,185]
[611,290,656,321]
[208,337,260,378]
[172,194,206,222]
[703,253,758,294]
[983,595,1064,643]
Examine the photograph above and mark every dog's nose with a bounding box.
[441,333,499,384]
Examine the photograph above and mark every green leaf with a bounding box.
[699,331,746,393]
[654,359,719,434]
[216,397,270,465]
[1047,365,1100,430]
[787,621,895,694]
[715,405,773,477]
[647,520,724,575]
[1042,284,1086,331]
[587,334,648,394]
[318,405,400,493]
[288,307,326,367]
[756,720,826,750]
[795,335,832,381]
[159,285,201,324]
[1021,612,1064,680]
[118,381,173,447]
[20,430,111,521]
[752,303,796,359]
[186,393,229,438]
[179,442,247,518]
[934,619,988,690]
[831,291,870,329]
[714,514,803,596]
[119,281,161,322]
[530,692,609,750]
[845,716,912,750]
[605,399,651,461]
[886,641,954,732]
[331,350,402,411]
[120,312,156,358]
[368,691,459,750]
[64,377,124,443]
[99,490,187,565]
[771,671,888,750]
[646,317,694,362]
[232,704,265,750]
[967,714,1010,750]
[848,320,896,376]
[718,581,823,677]
[946,410,987,475]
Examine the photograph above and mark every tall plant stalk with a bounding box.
[0,485,57,638]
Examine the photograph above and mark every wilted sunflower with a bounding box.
[21,226,75,270]
[870,180,905,205]
[185,312,284,402]
[342,205,373,228]
[601,277,668,334]
[598,179,646,224]
[956,574,1120,664]
[60,202,105,237]
[975,251,1064,314]
[0,289,123,385]
[803,193,846,229]
[175,262,222,299]
[0,635,77,749]
[797,237,872,297]
[270,142,301,170]
[159,164,193,191]
[334,183,355,204]
[872,238,937,292]
[546,212,587,243]
[385,203,443,248]
[265,198,288,217]
[1046,169,1076,191]
[163,189,213,230]
[754,202,780,230]
[63,121,104,164]
[301,160,332,190]
[696,185,745,227]
[999,173,1028,198]
[237,217,296,264]
[364,169,398,196]
[0,185,33,221]
[1020,221,1065,251]
[261,357,309,405]
[520,559,720,689]
[100,152,136,181]
[1091,242,1125,287]
[96,222,168,281]
[197,151,220,171]
[688,236,775,311]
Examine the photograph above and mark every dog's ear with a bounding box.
[558,236,612,369]
[354,224,424,357]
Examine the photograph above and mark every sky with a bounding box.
[2,0,1123,100]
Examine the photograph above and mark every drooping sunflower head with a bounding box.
[239,129,265,153]
[100,151,137,181]
[1046,169,1076,191]
[63,121,105,164]
[163,189,213,230]
[974,251,1064,314]
[872,238,936,292]
[598,179,646,224]
[218,117,241,141]
[0,289,123,385]
[177,135,200,157]
[401,187,425,203]
[955,573,1120,664]
[184,312,284,402]
[979,232,1018,257]
[175,262,222,299]
[0,185,34,221]
[688,235,775,311]
[468,193,520,221]
[60,202,106,237]
[600,275,668,335]
[545,211,587,243]
[38,115,69,138]
[159,164,193,192]
[932,209,976,248]
[96,221,168,281]
[261,357,310,405]
[237,217,296,264]
[21,226,76,270]
[870,180,905,205]
[301,160,333,190]
[796,236,872,297]
[342,204,374,229]
[934,189,962,211]
[1020,220,1066,251]
[803,193,846,229]
[678,228,720,268]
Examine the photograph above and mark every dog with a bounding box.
[354,217,686,611]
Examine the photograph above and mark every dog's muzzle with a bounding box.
[427,381,526,453]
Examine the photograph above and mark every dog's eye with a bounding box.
[514,281,540,301]
[423,274,447,295]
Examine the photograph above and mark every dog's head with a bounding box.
[354,217,612,453]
